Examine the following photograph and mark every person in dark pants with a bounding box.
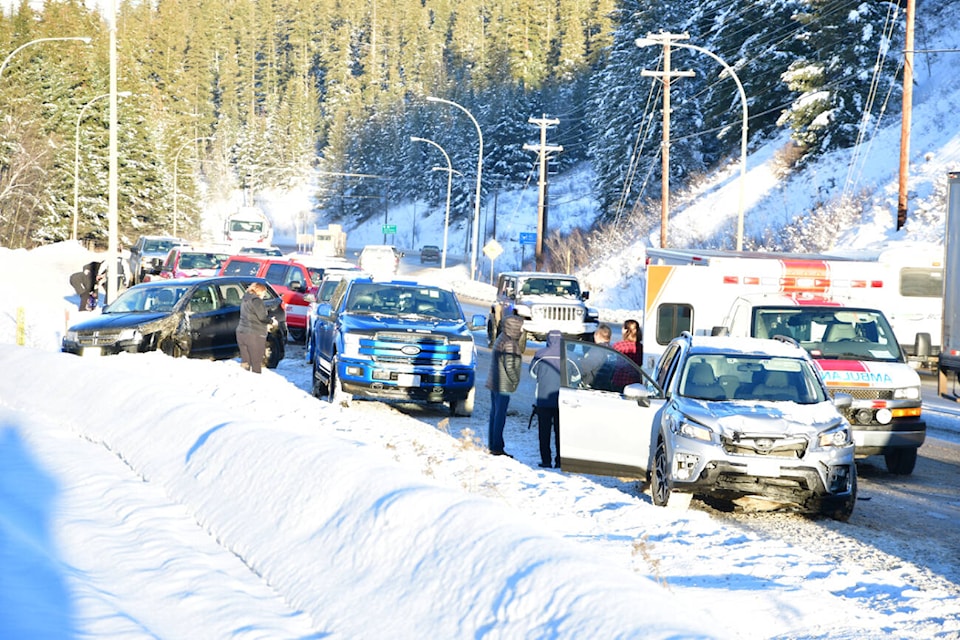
[486,315,524,457]
[530,329,562,468]
[236,282,272,373]
[69,261,102,311]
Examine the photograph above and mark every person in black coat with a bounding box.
[69,261,102,311]
[236,282,272,373]
[530,329,562,468]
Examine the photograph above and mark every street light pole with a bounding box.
[73,91,131,241]
[173,136,214,238]
[411,136,461,270]
[637,35,749,251]
[0,36,92,79]
[426,96,483,280]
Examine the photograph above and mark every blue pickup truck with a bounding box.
[309,277,485,415]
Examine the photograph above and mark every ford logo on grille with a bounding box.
[401,345,422,355]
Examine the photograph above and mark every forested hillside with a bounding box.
[0,0,928,251]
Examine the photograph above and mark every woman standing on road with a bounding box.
[237,282,272,373]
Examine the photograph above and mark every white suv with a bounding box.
[559,332,858,521]
[358,245,402,276]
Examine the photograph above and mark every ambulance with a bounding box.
[644,247,943,370]
[642,248,926,475]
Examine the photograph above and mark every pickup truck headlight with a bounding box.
[817,422,852,448]
[893,385,921,400]
[458,342,475,366]
[66,330,78,342]
[675,417,712,442]
[342,333,363,358]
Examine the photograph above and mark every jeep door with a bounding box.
[558,339,665,479]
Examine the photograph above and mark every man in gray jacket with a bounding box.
[485,315,524,457]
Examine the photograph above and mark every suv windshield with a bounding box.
[753,307,903,362]
[679,353,827,404]
[519,277,580,298]
[345,283,460,320]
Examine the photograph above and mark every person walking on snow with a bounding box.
[486,315,524,457]
[530,329,562,468]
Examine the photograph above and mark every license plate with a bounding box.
[746,458,781,478]
[81,347,102,357]
[397,373,420,387]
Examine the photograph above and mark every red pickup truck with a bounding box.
[219,255,313,342]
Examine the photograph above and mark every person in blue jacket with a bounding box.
[530,330,562,468]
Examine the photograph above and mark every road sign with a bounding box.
[381,224,397,234]
[519,232,537,246]
[483,238,503,260]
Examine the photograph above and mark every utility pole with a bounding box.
[640,32,695,248]
[524,115,562,271]
[897,0,915,230]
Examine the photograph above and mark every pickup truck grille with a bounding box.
[532,305,584,322]
[361,332,460,365]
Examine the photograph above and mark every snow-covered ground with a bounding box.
[2,237,960,638]
[5,5,960,637]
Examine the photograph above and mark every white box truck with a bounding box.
[939,171,960,401]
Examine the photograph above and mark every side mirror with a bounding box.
[832,392,853,410]
[581,291,590,300]
[622,383,651,407]
[470,313,486,331]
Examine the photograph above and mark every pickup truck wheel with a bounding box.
[651,437,672,507]
[288,327,305,343]
[450,387,475,417]
[884,448,917,475]
[329,355,351,407]
[311,355,329,398]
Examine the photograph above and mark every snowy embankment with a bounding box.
[0,345,713,638]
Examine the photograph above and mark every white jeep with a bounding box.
[488,271,599,350]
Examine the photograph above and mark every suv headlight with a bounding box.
[675,417,712,442]
[342,333,363,358]
[817,422,852,448]
[893,385,921,400]
[586,307,599,321]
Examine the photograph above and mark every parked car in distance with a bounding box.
[145,247,231,281]
[61,276,287,367]
[420,245,441,264]
[238,245,284,257]
[128,235,185,284]
[358,244,402,276]
[219,255,313,341]
[559,332,857,521]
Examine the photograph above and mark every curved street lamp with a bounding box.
[636,36,748,251]
[0,37,92,79]
[411,136,462,270]
[73,91,132,241]
[426,96,483,280]
[173,136,214,237]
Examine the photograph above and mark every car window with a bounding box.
[563,340,660,395]
[188,285,218,313]
[219,283,246,308]
[223,260,260,277]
